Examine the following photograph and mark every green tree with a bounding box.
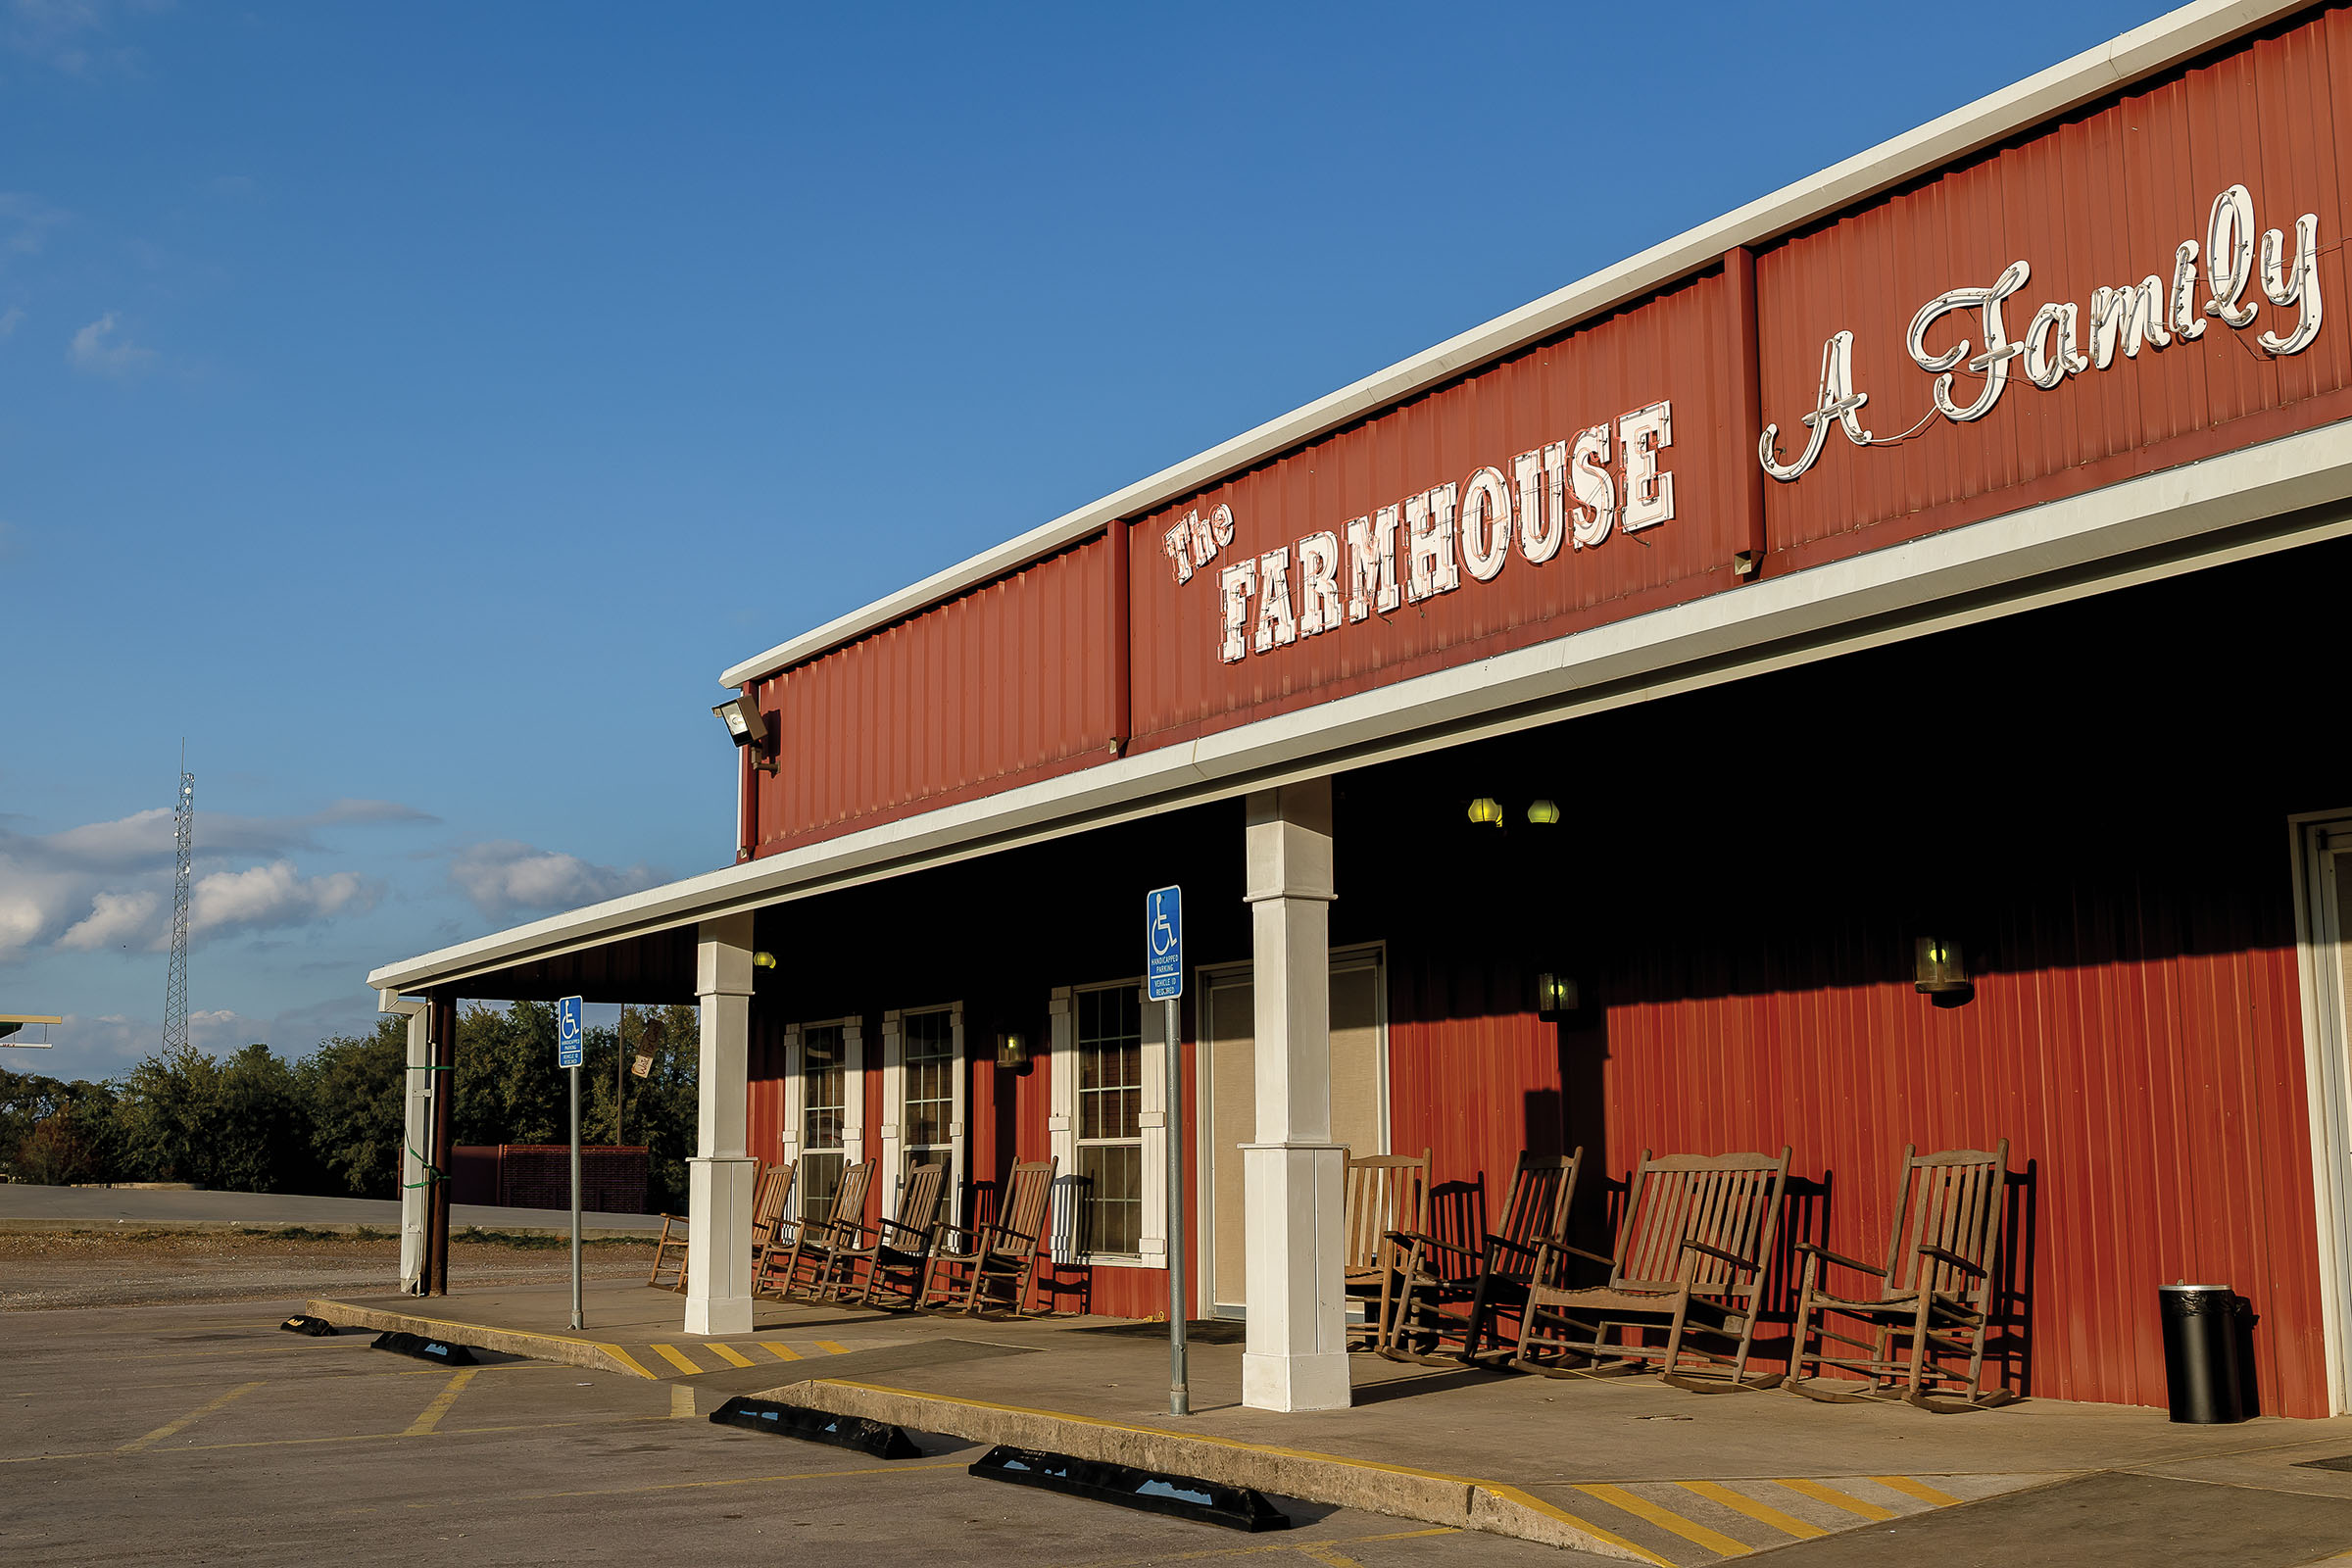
[3,1067,122,1184]
[112,1042,318,1194]
[300,1017,409,1198]
[452,1002,566,1146]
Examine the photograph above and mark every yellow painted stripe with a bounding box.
[403,1369,479,1437]
[670,1386,696,1419]
[118,1380,264,1452]
[762,1343,803,1362]
[1871,1475,1963,1507]
[602,1346,657,1380]
[815,1341,851,1355]
[1776,1477,1896,1522]
[1475,1484,1674,1567]
[1680,1480,1828,1540]
[707,1343,757,1369]
[650,1343,705,1376]
[1577,1483,1753,1558]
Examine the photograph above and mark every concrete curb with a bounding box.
[306,1298,658,1380]
[0,1218,656,1239]
[784,1377,1669,1562]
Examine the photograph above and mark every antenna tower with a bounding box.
[164,750,193,1054]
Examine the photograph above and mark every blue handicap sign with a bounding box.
[1146,886,1183,1002]
[557,996,584,1068]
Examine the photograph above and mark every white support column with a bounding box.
[1240,777,1348,1412]
[380,989,430,1297]
[686,912,758,1336]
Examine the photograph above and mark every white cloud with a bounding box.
[56,887,159,950]
[451,840,667,918]
[0,191,67,257]
[189,859,376,938]
[0,305,22,338]
[69,310,154,375]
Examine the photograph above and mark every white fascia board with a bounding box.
[718,0,2299,690]
[377,416,2352,999]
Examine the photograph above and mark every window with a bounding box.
[1075,984,1144,1257]
[898,1005,960,1223]
[799,1022,848,1222]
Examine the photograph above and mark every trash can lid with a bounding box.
[2159,1283,2231,1292]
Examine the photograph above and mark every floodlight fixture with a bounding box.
[713,696,768,749]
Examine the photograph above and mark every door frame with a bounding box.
[1192,941,1390,1319]
[2291,808,2352,1415]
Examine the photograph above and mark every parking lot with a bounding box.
[0,1299,1567,1567]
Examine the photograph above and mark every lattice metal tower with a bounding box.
[163,752,193,1054]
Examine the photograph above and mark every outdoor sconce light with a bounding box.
[713,696,778,773]
[995,1031,1031,1070]
[1526,799,1561,825]
[1467,797,1504,827]
[1915,937,1973,1005]
[753,951,777,971]
[1534,971,1580,1019]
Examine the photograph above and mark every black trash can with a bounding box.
[2160,1284,2247,1424]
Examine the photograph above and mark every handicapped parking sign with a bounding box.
[1146,886,1182,1002]
[558,995,584,1068]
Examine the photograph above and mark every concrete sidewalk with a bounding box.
[309,1280,2352,1563]
[0,1182,662,1237]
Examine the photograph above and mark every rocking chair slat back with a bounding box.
[1496,1150,1583,1258]
[1344,1150,1430,1272]
[827,1159,877,1234]
[1887,1143,2008,1302]
[751,1161,795,1241]
[1614,1150,1790,1293]
[896,1161,947,1233]
[995,1158,1056,1258]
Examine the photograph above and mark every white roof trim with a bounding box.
[718,0,2301,689]
[384,416,2352,997]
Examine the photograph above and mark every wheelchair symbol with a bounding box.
[1151,905,1177,957]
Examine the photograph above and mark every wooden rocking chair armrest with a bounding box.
[1680,1239,1756,1269]
[873,1216,935,1248]
[975,1220,1042,1257]
[1549,1243,1616,1266]
[1913,1244,1987,1277]
[1383,1230,1481,1264]
[1791,1241,1885,1276]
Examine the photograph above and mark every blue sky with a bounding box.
[1,0,2158,1076]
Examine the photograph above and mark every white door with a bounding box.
[1200,948,1388,1316]
[2295,813,2352,1413]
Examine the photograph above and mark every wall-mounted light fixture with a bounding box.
[1467,797,1504,828]
[1526,799,1560,825]
[1915,937,1973,1005]
[1534,971,1580,1020]
[995,1031,1031,1070]
[713,696,778,773]
[753,951,778,971]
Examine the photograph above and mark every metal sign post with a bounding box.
[1146,886,1186,1416]
[558,996,585,1331]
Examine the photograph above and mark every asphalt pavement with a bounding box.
[0,1182,662,1235]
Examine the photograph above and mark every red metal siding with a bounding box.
[1756,6,2352,568]
[1128,271,1744,750]
[750,538,1119,855]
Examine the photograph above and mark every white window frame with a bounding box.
[780,1015,864,1216]
[1048,979,1167,1268]
[2292,809,2352,1414]
[879,1002,964,1225]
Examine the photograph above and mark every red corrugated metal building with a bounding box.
[375,1,2352,1421]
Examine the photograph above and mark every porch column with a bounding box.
[1241,777,1348,1412]
[379,990,429,1296]
[685,912,758,1335]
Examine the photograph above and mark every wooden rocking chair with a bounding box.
[764,1159,877,1301]
[830,1161,948,1308]
[1345,1149,1430,1349]
[1381,1149,1582,1366]
[650,1158,795,1294]
[922,1157,1056,1317]
[1788,1141,2016,1413]
[1511,1148,1791,1392]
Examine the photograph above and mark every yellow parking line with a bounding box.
[707,1344,757,1369]
[1872,1475,1963,1507]
[650,1343,705,1375]
[815,1341,851,1355]
[1475,1485,1672,1567]
[1776,1477,1896,1522]
[1577,1483,1752,1557]
[670,1386,696,1419]
[118,1380,264,1452]
[1296,1545,1363,1567]
[763,1343,803,1362]
[1680,1480,1827,1540]
[404,1369,479,1437]
[604,1346,658,1379]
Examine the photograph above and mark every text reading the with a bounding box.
[1761,183,2324,482]
[1164,401,1676,665]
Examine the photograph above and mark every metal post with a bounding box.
[569,1059,583,1331]
[1166,995,1188,1415]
